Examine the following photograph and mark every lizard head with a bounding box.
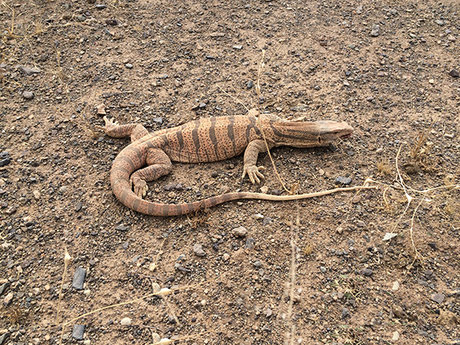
[268,119,353,148]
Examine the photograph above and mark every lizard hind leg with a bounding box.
[130,148,172,198]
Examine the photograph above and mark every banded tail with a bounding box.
[110,144,372,216]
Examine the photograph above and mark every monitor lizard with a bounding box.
[104,111,359,216]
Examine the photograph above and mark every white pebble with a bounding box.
[120,317,132,326]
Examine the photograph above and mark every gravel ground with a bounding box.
[0,0,458,344]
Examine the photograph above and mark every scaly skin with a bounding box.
[104,111,354,216]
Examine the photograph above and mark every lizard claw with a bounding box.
[103,116,119,129]
[242,165,265,184]
[131,177,148,198]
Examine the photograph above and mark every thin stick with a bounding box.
[259,123,290,193]
[61,284,195,327]
[395,144,413,204]
[217,86,249,112]
[390,145,413,232]
[57,248,71,345]
[241,185,376,201]
[255,49,266,98]
[254,49,290,192]
[409,199,425,262]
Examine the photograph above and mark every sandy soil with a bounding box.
[0,0,459,344]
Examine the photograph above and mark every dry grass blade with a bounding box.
[255,49,266,99]
[217,86,249,112]
[409,199,425,264]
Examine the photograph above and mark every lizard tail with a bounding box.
[110,143,375,216]
[109,144,253,216]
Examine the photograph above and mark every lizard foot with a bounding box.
[131,177,148,198]
[103,116,119,130]
[242,165,265,184]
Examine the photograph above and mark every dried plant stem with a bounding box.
[217,86,249,112]
[57,248,71,345]
[284,206,301,345]
[255,49,266,98]
[259,124,290,193]
[409,199,425,262]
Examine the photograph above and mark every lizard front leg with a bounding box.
[104,116,149,142]
[130,148,172,197]
[242,140,271,184]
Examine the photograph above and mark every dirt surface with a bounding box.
[0,0,459,344]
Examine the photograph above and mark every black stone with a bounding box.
[72,267,86,290]
[105,19,118,26]
[0,152,11,167]
[449,69,459,78]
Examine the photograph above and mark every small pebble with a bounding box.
[153,117,163,125]
[193,243,206,257]
[341,307,350,319]
[265,308,273,317]
[245,237,255,249]
[72,267,86,290]
[392,331,400,341]
[105,19,118,26]
[351,195,361,203]
[370,24,380,37]
[223,253,230,261]
[0,282,8,295]
[72,325,85,340]
[383,232,398,241]
[253,260,262,268]
[449,69,459,78]
[96,103,106,115]
[120,317,132,326]
[0,152,11,167]
[246,80,254,89]
[233,44,243,50]
[3,292,13,306]
[435,19,444,26]
[260,186,269,193]
[392,281,400,291]
[125,63,133,69]
[18,65,41,75]
[335,176,352,185]
[22,91,34,99]
[431,293,445,304]
[361,268,373,277]
[232,226,248,237]
[115,224,130,231]
[33,190,41,200]
[0,334,9,345]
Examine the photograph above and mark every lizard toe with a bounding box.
[245,166,265,184]
[132,178,148,198]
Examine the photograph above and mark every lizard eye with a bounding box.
[318,136,322,144]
